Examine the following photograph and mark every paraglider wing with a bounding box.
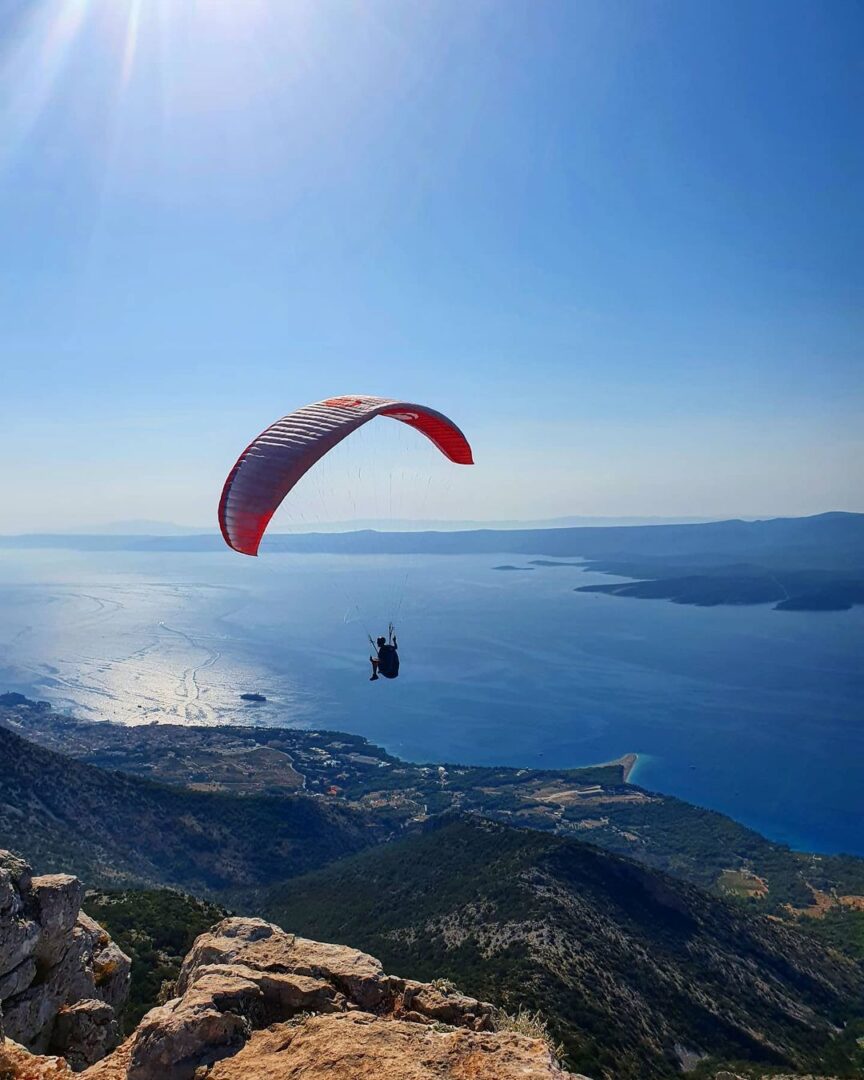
[219,395,474,556]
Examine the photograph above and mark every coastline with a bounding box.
[591,751,639,784]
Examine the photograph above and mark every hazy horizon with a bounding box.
[2,508,861,539]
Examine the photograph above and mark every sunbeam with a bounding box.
[0,0,90,171]
[119,0,143,90]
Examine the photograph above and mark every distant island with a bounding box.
[492,564,534,571]
[576,566,864,611]
[2,510,860,560]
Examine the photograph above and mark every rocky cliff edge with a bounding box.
[0,851,130,1071]
[83,916,576,1079]
[2,893,847,1080]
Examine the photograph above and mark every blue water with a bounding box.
[0,549,861,855]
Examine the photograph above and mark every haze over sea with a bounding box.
[1,548,861,857]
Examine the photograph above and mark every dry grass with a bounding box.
[492,1006,565,1062]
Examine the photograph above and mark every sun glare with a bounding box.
[120,0,143,89]
[1,0,294,175]
[0,0,90,169]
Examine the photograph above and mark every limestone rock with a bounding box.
[400,979,495,1030]
[31,876,86,967]
[51,1000,120,1072]
[92,917,571,1080]
[0,852,32,902]
[5,922,99,1052]
[204,1012,571,1080]
[126,973,262,1080]
[79,1038,134,1080]
[0,915,40,980]
[78,914,131,1016]
[177,919,386,1011]
[0,867,26,919]
[0,956,37,1001]
[186,963,344,1022]
[0,850,130,1069]
[0,1038,75,1079]
[4,981,68,1053]
[272,933,386,1010]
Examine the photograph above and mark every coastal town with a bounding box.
[0,693,644,837]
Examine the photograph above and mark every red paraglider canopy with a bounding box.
[219,395,474,556]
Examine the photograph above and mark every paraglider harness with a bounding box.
[369,625,399,680]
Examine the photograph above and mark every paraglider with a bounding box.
[219,394,474,557]
[370,624,399,681]
[218,395,474,679]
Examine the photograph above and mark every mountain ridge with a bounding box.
[0,725,385,893]
[1,511,861,557]
[263,816,864,1079]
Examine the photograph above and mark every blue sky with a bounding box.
[1,0,861,530]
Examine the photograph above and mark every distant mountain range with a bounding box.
[1,515,724,536]
[75,519,216,535]
[1,510,861,556]
[3,512,861,609]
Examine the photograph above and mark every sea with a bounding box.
[0,547,862,856]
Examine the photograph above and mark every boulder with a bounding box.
[174,919,276,989]
[274,934,386,1011]
[51,999,120,1071]
[177,919,387,1011]
[78,914,131,1015]
[126,973,263,1080]
[186,963,344,1022]
[400,979,495,1030]
[31,875,87,967]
